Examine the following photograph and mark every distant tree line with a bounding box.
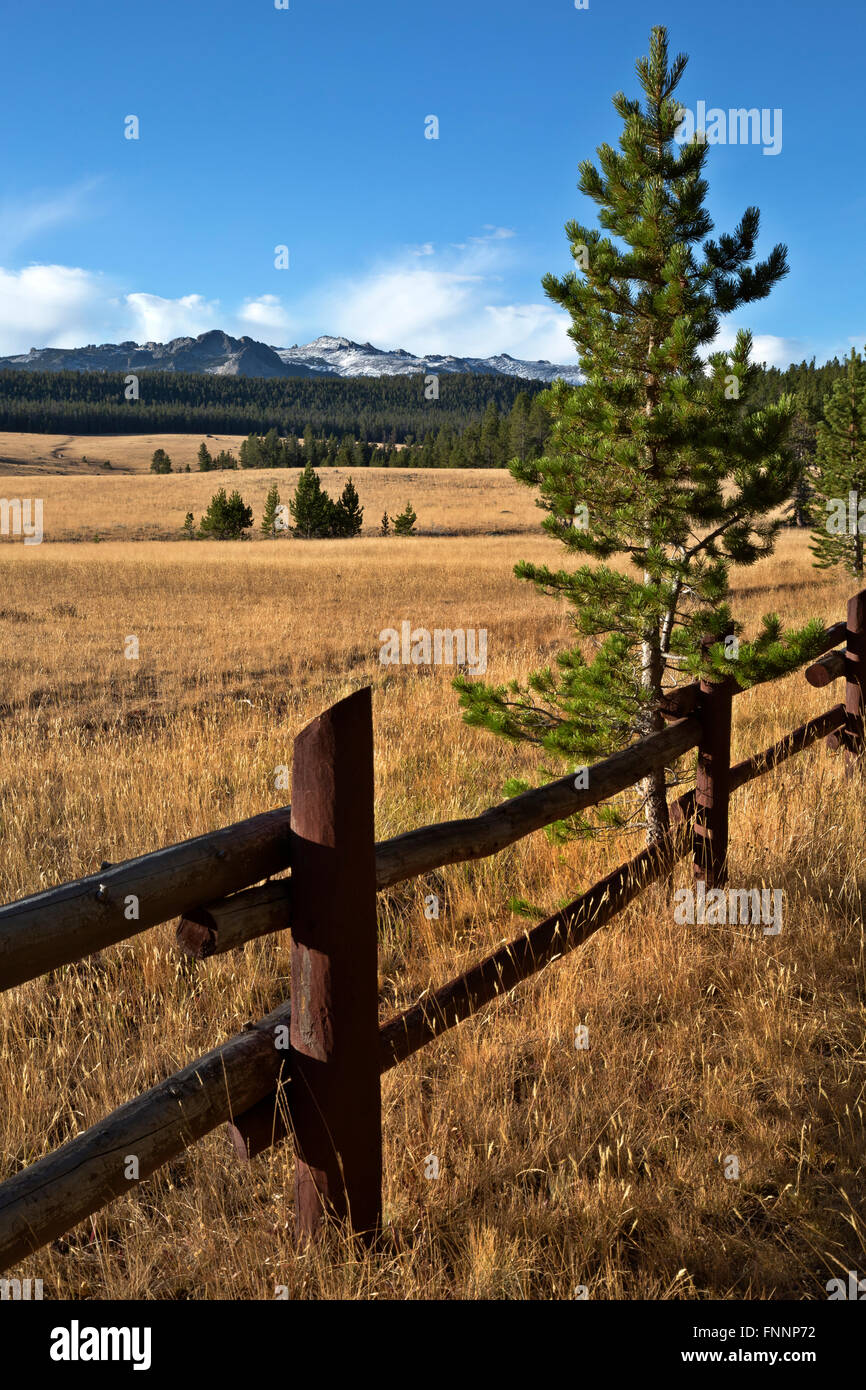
[0,367,546,441]
[144,395,552,472]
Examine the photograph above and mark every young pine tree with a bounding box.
[261,481,284,537]
[197,442,213,472]
[332,477,364,537]
[198,488,253,540]
[392,502,417,536]
[150,448,172,474]
[240,434,264,469]
[380,511,390,536]
[809,347,866,578]
[289,462,334,538]
[456,25,828,848]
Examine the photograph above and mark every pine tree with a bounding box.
[392,502,417,535]
[240,433,264,468]
[788,403,817,527]
[198,488,253,540]
[332,477,364,537]
[289,462,334,538]
[480,400,502,467]
[262,427,282,468]
[455,25,828,848]
[182,511,195,538]
[197,442,213,472]
[809,347,866,577]
[150,447,172,473]
[508,392,532,465]
[380,511,390,536]
[261,481,285,537]
[302,424,316,467]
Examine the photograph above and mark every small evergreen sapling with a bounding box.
[392,502,417,536]
[289,462,334,537]
[197,442,213,472]
[261,482,284,537]
[332,477,364,537]
[809,347,866,578]
[198,488,253,540]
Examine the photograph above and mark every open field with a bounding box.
[0,432,253,475]
[0,462,541,540]
[0,431,409,478]
[0,508,864,1299]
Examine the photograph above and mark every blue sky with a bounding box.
[0,0,863,367]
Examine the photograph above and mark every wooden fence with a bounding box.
[0,589,864,1271]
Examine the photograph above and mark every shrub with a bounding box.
[198,488,253,540]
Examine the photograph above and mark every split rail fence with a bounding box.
[0,589,864,1270]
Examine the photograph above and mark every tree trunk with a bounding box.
[641,633,671,846]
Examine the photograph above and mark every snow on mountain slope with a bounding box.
[274,335,582,383]
[0,330,582,384]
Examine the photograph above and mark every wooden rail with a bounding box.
[0,807,293,992]
[0,592,863,1271]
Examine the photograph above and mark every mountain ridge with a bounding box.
[0,330,582,385]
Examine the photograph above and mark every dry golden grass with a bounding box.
[0,464,540,540]
[0,514,863,1300]
[0,432,252,475]
[0,432,414,475]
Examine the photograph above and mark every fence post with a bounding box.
[693,636,734,889]
[289,685,382,1242]
[845,588,866,773]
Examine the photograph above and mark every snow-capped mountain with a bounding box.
[274,335,582,383]
[0,331,582,384]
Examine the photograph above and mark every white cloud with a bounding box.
[0,264,114,354]
[0,179,103,261]
[238,294,292,335]
[712,324,803,370]
[124,291,220,343]
[475,225,516,241]
[0,271,228,353]
[481,304,574,362]
[310,230,575,360]
[316,265,482,352]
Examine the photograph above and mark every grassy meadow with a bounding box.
[0,446,864,1300]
